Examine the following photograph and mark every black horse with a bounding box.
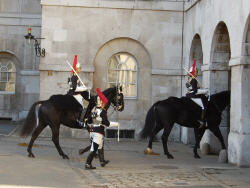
[20,86,124,159]
[141,90,230,159]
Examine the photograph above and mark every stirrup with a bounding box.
[85,164,96,170]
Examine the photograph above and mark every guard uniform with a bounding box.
[85,88,110,170]
[186,59,208,122]
[67,55,87,126]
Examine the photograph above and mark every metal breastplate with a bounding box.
[91,108,102,125]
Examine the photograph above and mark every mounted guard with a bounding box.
[185,59,209,126]
[67,55,89,127]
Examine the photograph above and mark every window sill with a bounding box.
[0,91,15,95]
[124,96,137,100]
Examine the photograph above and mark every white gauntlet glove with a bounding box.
[110,122,120,127]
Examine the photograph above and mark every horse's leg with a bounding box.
[162,124,174,159]
[147,125,162,149]
[27,120,47,158]
[50,124,69,159]
[193,128,201,158]
[144,124,163,155]
[209,126,226,150]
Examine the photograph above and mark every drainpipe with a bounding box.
[179,1,185,142]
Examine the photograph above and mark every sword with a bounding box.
[66,60,90,99]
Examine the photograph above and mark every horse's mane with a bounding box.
[102,87,116,96]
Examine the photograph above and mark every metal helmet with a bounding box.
[189,66,198,77]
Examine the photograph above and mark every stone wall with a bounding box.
[0,0,41,120]
[40,0,184,140]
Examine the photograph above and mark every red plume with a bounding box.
[191,59,196,76]
[96,88,108,106]
[72,55,77,73]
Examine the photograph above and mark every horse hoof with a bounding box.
[144,148,160,155]
[194,154,201,159]
[28,153,35,158]
[62,155,69,159]
[166,154,174,159]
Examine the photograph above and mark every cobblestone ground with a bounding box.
[1,137,250,188]
[67,140,250,188]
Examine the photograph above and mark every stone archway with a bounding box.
[210,22,231,93]
[228,14,250,166]
[93,37,152,139]
[202,22,231,154]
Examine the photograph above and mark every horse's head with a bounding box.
[102,85,124,111]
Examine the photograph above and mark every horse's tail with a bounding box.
[20,101,44,137]
[141,102,159,139]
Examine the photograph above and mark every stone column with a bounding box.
[228,56,250,166]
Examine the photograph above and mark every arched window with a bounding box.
[107,53,138,98]
[0,58,16,94]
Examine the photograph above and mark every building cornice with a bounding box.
[41,0,184,12]
[152,69,184,76]
[0,13,41,26]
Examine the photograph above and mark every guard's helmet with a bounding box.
[76,62,81,68]
[189,66,198,77]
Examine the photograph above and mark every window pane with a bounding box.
[118,70,127,84]
[128,71,136,83]
[8,72,15,82]
[6,82,15,92]
[118,63,127,70]
[0,58,16,93]
[107,52,137,98]
[127,84,136,96]
[0,72,8,81]
[108,58,118,70]
[0,82,6,91]
[7,62,15,72]
[127,58,136,70]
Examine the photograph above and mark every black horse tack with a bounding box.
[141,90,230,159]
[20,86,124,159]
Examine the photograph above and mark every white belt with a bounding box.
[89,124,101,127]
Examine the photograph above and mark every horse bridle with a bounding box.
[105,86,123,115]
[111,86,123,111]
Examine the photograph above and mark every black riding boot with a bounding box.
[85,151,96,170]
[201,109,207,127]
[98,148,109,167]
[201,109,206,121]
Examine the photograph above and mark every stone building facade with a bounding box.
[39,0,250,166]
[0,0,41,120]
[1,0,249,166]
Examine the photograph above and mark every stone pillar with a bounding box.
[228,57,250,166]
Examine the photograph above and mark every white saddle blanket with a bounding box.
[73,94,84,108]
[197,88,209,96]
[191,98,204,109]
